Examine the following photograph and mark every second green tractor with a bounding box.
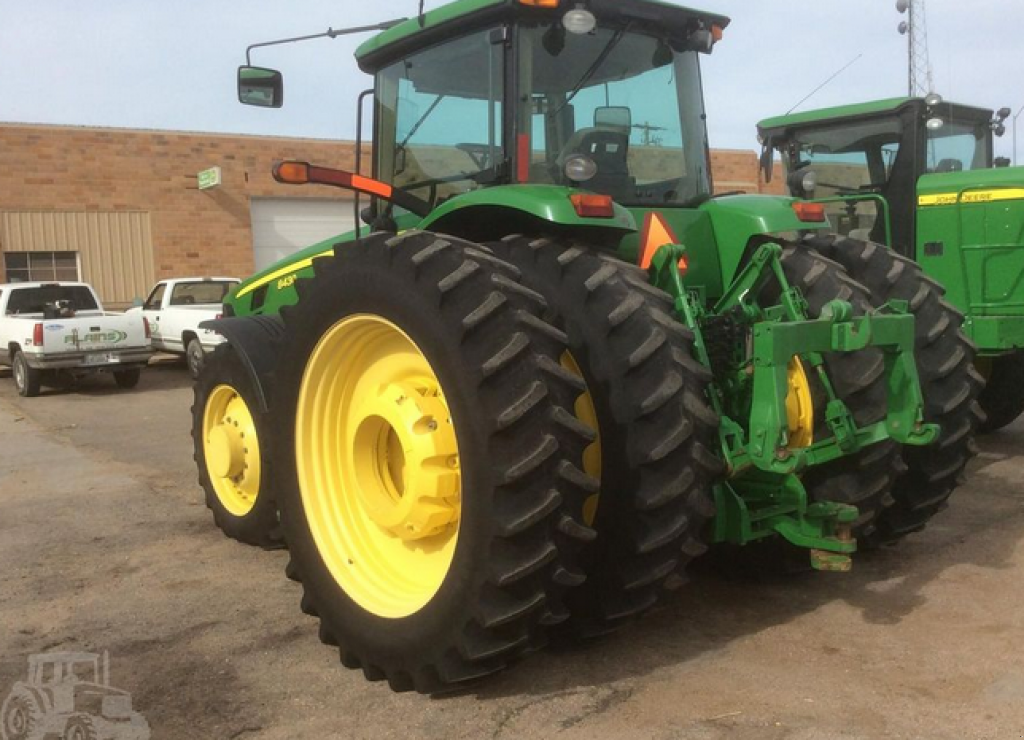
[192,0,982,693]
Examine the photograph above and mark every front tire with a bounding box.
[976,351,1024,433]
[12,352,41,397]
[193,343,281,548]
[273,231,596,693]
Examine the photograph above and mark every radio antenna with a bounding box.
[785,53,864,115]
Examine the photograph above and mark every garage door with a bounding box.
[250,198,355,272]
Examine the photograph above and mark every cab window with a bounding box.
[144,283,166,310]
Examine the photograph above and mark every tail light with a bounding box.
[143,317,152,339]
[215,313,223,320]
[793,201,827,222]
[570,193,615,219]
[33,323,44,347]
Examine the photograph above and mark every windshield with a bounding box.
[518,23,711,206]
[783,118,904,195]
[925,118,991,173]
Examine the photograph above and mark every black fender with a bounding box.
[199,315,286,413]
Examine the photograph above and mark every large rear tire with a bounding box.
[193,343,281,548]
[1,689,42,740]
[272,231,596,693]
[769,245,901,540]
[492,236,720,637]
[976,351,1024,433]
[803,235,983,544]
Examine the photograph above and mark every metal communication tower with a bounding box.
[897,0,934,96]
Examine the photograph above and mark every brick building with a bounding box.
[0,123,781,307]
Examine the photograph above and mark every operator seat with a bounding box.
[934,158,964,173]
[558,127,635,201]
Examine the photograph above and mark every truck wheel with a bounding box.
[272,231,596,693]
[193,344,281,548]
[186,337,205,379]
[62,714,97,740]
[976,351,1024,433]
[492,236,720,637]
[1,690,42,740]
[768,245,902,540]
[803,234,983,545]
[113,368,141,389]
[11,352,41,398]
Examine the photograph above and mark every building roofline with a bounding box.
[0,120,360,146]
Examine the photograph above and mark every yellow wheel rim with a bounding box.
[561,351,602,526]
[295,315,461,619]
[203,384,262,517]
[785,357,814,449]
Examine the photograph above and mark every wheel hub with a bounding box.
[202,385,261,516]
[786,356,814,448]
[352,381,460,540]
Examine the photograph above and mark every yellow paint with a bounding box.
[560,351,602,526]
[202,384,262,516]
[785,357,814,449]
[918,188,1024,208]
[236,248,332,298]
[294,314,461,618]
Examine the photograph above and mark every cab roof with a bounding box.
[355,0,730,72]
[758,96,996,139]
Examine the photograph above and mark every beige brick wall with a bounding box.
[0,123,780,296]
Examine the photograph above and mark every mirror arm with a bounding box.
[245,18,408,65]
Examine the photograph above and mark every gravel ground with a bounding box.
[1,358,1022,740]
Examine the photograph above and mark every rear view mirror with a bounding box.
[238,66,283,108]
[595,106,632,135]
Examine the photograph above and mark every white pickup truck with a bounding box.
[0,282,153,397]
[128,277,238,378]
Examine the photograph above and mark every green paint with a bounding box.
[698,195,830,284]
[420,184,637,233]
[757,97,913,136]
[355,0,730,72]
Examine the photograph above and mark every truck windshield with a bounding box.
[518,23,711,205]
[5,286,99,315]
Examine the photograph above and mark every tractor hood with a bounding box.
[355,0,730,73]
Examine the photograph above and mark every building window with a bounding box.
[4,252,80,283]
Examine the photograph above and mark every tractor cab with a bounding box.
[758,96,1006,256]
[759,96,1024,358]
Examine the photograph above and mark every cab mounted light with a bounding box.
[519,0,560,6]
[792,201,827,222]
[570,193,615,218]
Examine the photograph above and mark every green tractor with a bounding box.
[759,95,1023,432]
[193,0,980,693]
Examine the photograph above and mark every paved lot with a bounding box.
[1,358,1023,740]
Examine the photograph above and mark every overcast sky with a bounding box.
[1,1,1022,159]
